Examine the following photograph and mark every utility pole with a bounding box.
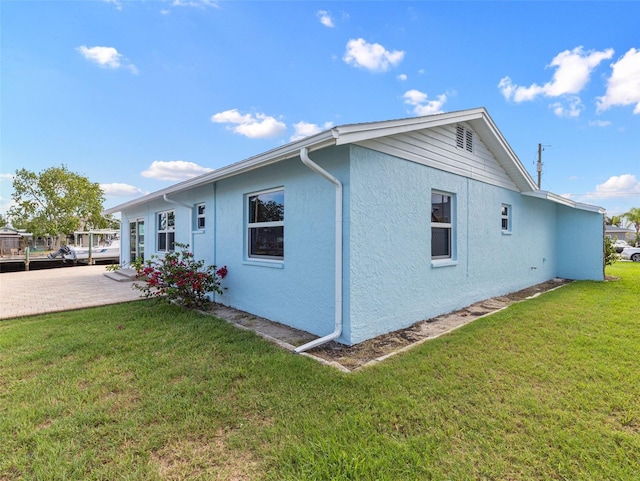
[537,143,543,189]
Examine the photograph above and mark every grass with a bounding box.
[1,262,639,480]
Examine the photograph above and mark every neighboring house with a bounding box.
[105,108,604,348]
[605,225,635,242]
[0,227,33,256]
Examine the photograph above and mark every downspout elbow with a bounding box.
[295,147,343,353]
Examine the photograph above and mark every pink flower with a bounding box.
[216,266,228,279]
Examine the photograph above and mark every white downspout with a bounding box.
[163,194,194,250]
[295,147,343,353]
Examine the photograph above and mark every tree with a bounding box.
[622,207,640,246]
[605,215,623,227]
[603,236,618,267]
[8,165,107,248]
[0,213,7,228]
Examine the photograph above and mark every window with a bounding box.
[456,125,473,153]
[248,189,284,260]
[157,210,175,252]
[501,204,511,232]
[431,192,453,259]
[196,203,205,230]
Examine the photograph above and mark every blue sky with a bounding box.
[2,1,639,218]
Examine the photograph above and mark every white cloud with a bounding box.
[104,0,122,10]
[141,160,213,181]
[76,45,138,74]
[597,48,640,114]
[588,119,612,127]
[317,10,335,28]
[290,121,334,142]
[0,173,14,182]
[100,183,146,197]
[211,109,287,138]
[397,74,407,81]
[172,0,219,9]
[588,174,640,199]
[403,89,447,116]
[550,96,583,118]
[343,38,405,72]
[498,46,614,103]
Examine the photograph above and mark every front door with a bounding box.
[129,219,144,264]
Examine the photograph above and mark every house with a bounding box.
[605,224,635,242]
[105,108,605,349]
[0,227,33,257]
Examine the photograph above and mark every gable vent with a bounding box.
[456,125,473,153]
[456,125,465,149]
[465,130,473,152]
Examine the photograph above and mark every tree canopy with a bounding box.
[605,215,623,227]
[8,165,108,245]
[622,207,640,243]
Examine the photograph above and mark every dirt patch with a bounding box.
[206,279,572,372]
[150,430,259,481]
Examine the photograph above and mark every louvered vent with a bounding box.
[456,125,465,149]
[456,125,473,152]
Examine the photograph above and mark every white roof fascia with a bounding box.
[522,190,605,214]
[104,130,338,214]
[467,113,538,192]
[333,108,487,145]
[104,107,542,214]
[335,108,538,193]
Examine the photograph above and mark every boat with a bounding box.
[48,237,120,261]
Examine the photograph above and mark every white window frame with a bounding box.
[157,209,175,252]
[195,203,206,230]
[431,191,454,260]
[247,187,284,261]
[501,203,512,233]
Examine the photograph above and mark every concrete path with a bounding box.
[0,265,142,320]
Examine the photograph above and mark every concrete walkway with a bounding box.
[0,265,142,320]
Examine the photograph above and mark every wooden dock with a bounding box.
[0,255,118,273]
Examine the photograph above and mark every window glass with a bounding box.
[432,227,451,258]
[196,203,205,230]
[501,204,511,231]
[157,210,175,252]
[249,191,284,223]
[431,193,451,223]
[431,192,453,259]
[248,189,284,260]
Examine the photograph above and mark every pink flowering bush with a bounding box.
[135,243,227,309]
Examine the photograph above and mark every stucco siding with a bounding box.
[555,205,604,280]
[117,142,603,348]
[346,145,566,345]
[213,149,350,338]
[120,189,211,265]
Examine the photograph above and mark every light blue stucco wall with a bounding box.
[213,149,350,338]
[120,149,350,341]
[345,145,602,344]
[119,184,216,267]
[555,204,604,280]
[118,142,603,347]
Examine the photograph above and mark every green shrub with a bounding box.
[135,243,227,309]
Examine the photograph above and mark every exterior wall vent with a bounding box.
[456,125,465,149]
[456,125,473,153]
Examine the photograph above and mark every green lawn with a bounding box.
[1,263,639,480]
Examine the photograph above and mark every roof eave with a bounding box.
[522,190,605,213]
[104,130,338,214]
